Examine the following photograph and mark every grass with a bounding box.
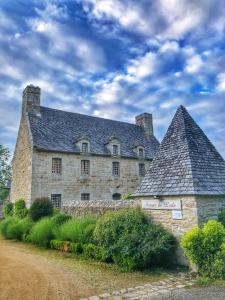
[194,276,225,287]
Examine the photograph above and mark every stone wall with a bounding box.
[10,116,33,205]
[136,195,199,240]
[31,149,151,205]
[63,199,137,217]
[196,196,225,226]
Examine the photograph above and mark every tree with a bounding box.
[0,144,11,188]
[0,145,12,203]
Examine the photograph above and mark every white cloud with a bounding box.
[216,73,225,92]
[127,52,156,79]
[185,55,203,74]
[160,41,179,53]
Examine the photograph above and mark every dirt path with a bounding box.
[0,238,166,300]
[0,240,86,300]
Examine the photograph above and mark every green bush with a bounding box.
[29,197,53,221]
[83,243,106,261]
[0,217,34,241]
[29,218,55,247]
[3,202,14,218]
[6,220,23,240]
[69,242,83,254]
[181,220,225,279]
[218,210,225,227]
[56,216,97,244]
[94,208,176,271]
[14,199,28,219]
[51,213,72,227]
[18,218,34,240]
[0,217,16,238]
[50,239,71,251]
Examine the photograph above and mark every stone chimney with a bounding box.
[135,113,154,138]
[22,85,41,116]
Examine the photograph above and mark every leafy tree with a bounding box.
[0,144,11,190]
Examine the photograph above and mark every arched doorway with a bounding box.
[112,193,121,200]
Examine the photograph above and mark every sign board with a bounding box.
[141,199,181,210]
[172,210,183,220]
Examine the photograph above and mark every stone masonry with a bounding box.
[10,85,159,206]
[31,149,151,206]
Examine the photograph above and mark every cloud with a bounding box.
[216,73,225,92]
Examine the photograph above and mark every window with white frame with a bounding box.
[112,144,119,156]
[81,193,90,200]
[52,158,62,174]
[81,142,89,153]
[51,194,62,208]
[139,163,146,177]
[112,161,120,176]
[81,160,90,175]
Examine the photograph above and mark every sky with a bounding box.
[0,0,225,157]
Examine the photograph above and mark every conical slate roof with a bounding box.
[134,105,225,196]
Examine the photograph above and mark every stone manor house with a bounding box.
[10,85,159,208]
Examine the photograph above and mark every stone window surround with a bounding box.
[76,138,90,154]
[112,161,120,177]
[112,144,119,156]
[81,193,90,201]
[139,163,146,177]
[81,142,89,153]
[51,194,62,208]
[52,157,62,174]
[137,146,145,158]
[81,159,90,175]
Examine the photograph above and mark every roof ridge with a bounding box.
[40,106,139,127]
[180,107,197,193]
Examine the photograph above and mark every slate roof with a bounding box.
[28,107,159,159]
[133,105,225,196]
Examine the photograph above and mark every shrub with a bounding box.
[14,199,28,219]
[29,218,54,247]
[51,213,72,227]
[83,243,106,261]
[29,197,53,221]
[181,220,225,279]
[50,239,71,252]
[6,219,23,240]
[0,217,16,238]
[18,218,34,240]
[122,193,132,200]
[218,210,225,227]
[94,208,176,271]
[56,216,97,244]
[69,242,83,254]
[3,202,14,218]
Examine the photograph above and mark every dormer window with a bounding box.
[82,142,88,153]
[138,148,144,157]
[113,145,119,156]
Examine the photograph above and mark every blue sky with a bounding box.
[1,0,225,157]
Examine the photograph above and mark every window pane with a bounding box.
[139,163,146,176]
[81,160,90,175]
[51,194,62,208]
[113,145,118,155]
[82,142,88,153]
[81,193,90,200]
[112,162,120,176]
[138,148,144,157]
[52,158,62,174]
